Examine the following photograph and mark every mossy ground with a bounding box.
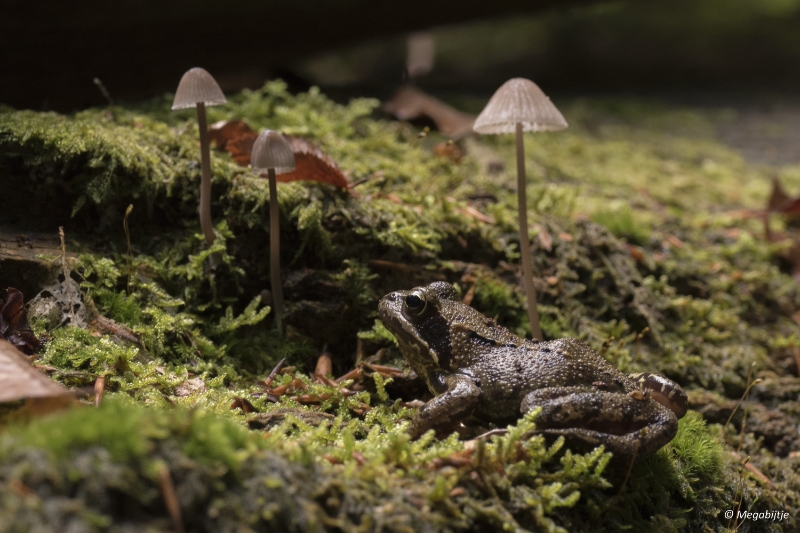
[0,83,798,532]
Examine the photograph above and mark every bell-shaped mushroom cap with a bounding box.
[473,78,567,134]
[251,130,296,174]
[171,67,227,110]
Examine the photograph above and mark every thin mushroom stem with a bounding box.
[515,122,542,340]
[268,168,285,333]
[195,102,219,266]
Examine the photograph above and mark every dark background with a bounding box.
[3,0,800,111]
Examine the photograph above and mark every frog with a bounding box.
[378,281,688,460]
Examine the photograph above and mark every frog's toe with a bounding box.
[536,427,668,462]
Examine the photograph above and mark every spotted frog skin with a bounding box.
[378,282,688,460]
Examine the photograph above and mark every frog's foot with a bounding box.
[627,372,688,418]
[520,386,678,460]
[409,374,480,440]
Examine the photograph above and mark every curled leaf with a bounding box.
[0,339,68,403]
[273,136,349,188]
[0,288,43,355]
[209,120,349,188]
[209,119,258,166]
[383,85,475,139]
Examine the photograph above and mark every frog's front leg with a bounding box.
[409,374,480,439]
[521,386,678,460]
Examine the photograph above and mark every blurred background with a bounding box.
[4,0,800,107]
[4,0,800,146]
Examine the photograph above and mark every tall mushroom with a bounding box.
[473,78,568,341]
[251,130,296,332]
[172,67,227,263]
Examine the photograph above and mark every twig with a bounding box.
[158,464,184,533]
[264,357,286,389]
[59,227,76,325]
[617,439,640,496]
[730,451,776,488]
[724,364,762,431]
[93,77,114,107]
[124,204,134,294]
[472,428,508,441]
[93,375,105,407]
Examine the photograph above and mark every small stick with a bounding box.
[264,357,286,389]
[158,464,184,533]
[93,77,114,107]
[124,204,134,294]
[59,227,76,325]
[724,365,761,431]
[617,439,640,496]
[93,375,105,407]
[793,347,800,377]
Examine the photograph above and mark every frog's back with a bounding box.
[467,337,631,423]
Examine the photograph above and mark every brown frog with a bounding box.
[378,282,688,460]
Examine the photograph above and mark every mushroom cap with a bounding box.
[251,130,296,174]
[171,67,227,110]
[473,78,567,134]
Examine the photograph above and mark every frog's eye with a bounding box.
[404,290,427,316]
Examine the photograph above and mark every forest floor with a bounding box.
[0,84,799,532]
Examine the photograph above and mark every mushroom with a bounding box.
[473,78,568,341]
[172,67,227,263]
[251,130,296,332]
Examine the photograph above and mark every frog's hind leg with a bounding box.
[521,386,678,460]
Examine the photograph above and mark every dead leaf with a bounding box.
[462,283,476,306]
[209,120,349,188]
[93,375,105,407]
[0,288,43,355]
[275,136,349,188]
[0,339,70,403]
[383,85,475,139]
[231,396,259,413]
[433,141,463,163]
[768,177,793,212]
[209,119,258,166]
[315,352,333,376]
[664,234,684,248]
[535,225,553,252]
[174,377,205,397]
[627,245,645,262]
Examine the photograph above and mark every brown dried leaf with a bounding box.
[535,225,553,252]
[231,396,259,413]
[210,120,349,188]
[273,136,349,188]
[209,119,258,166]
[767,177,800,217]
[768,177,792,212]
[0,288,43,355]
[433,141,463,163]
[383,85,475,139]
[0,339,69,403]
[314,352,333,377]
[174,377,205,397]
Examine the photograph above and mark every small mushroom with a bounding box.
[473,78,568,341]
[251,130,296,331]
[172,67,227,263]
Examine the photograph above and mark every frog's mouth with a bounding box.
[378,292,440,366]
